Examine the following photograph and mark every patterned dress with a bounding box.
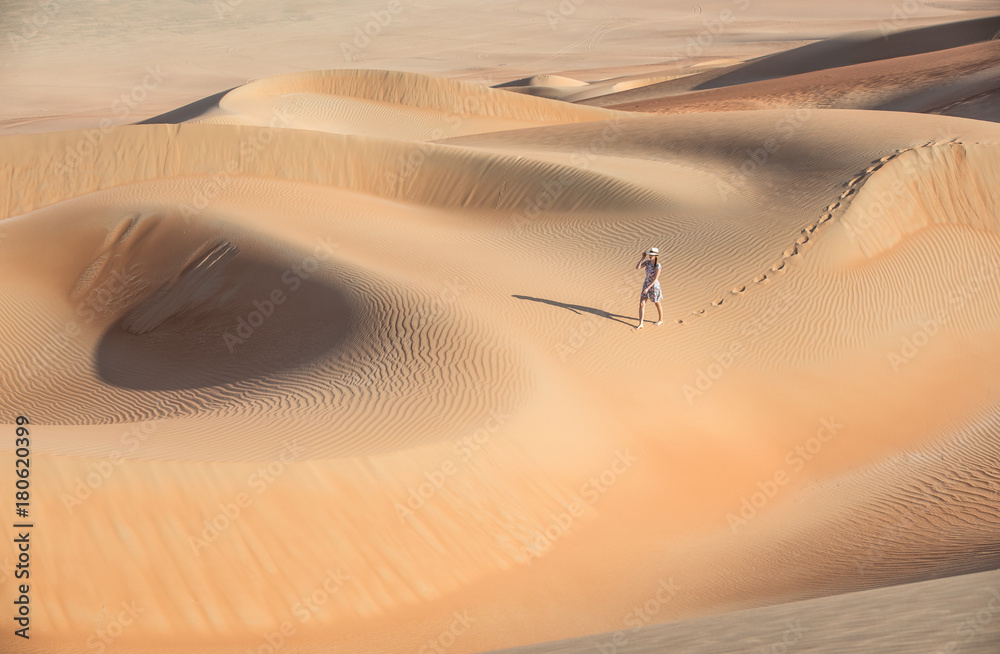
[641,260,662,302]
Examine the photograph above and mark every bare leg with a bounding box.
[654,301,663,325]
[636,297,646,330]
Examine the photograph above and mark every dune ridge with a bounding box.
[0,122,670,222]
[599,40,1000,117]
[145,69,617,139]
[581,14,1000,107]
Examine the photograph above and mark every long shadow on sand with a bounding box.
[512,295,634,327]
[96,256,353,392]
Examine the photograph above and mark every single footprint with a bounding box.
[827,202,840,211]
[796,234,809,244]
[675,319,684,324]
[754,274,767,283]
[819,213,833,224]
[848,176,863,186]
[771,261,784,272]
[865,163,883,174]
[731,285,746,294]
[693,308,706,316]
[711,298,724,306]
[840,188,855,199]
[784,246,797,257]
[805,223,818,233]
[880,155,894,163]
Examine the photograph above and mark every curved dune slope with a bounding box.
[491,73,680,104]
[581,14,1000,107]
[834,141,1000,262]
[603,40,1000,119]
[697,13,1000,91]
[143,69,617,139]
[0,123,663,221]
[0,201,528,460]
[499,570,1000,654]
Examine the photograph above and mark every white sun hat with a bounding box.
[647,247,659,256]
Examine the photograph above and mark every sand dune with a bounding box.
[493,73,681,103]
[597,40,1000,118]
[3,6,1000,654]
[495,570,1000,653]
[489,15,1000,108]
[581,14,1000,107]
[142,69,616,139]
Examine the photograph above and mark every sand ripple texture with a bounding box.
[2,62,1000,653]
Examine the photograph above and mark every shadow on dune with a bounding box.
[95,257,354,392]
[512,294,634,327]
[137,88,236,124]
[695,15,1000,92]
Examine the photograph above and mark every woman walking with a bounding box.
[635,247,663,330]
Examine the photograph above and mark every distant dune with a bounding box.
[495,570,1000,654]
[583,15,1000,119]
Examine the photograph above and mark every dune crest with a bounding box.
[834,141,1000,261]
[0,121,670,223]
[144,69,617,139]
[581,14,1000,107]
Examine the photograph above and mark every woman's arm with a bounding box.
[635,252,647,270]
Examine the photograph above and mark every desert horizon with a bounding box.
[2,1,1000,653]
